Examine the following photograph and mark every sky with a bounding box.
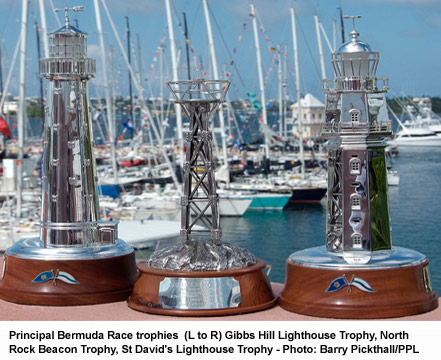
[0,0,440,103]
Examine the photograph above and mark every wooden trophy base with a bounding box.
[128,259,276,316]
[279,246,438,319]
[0,239,137,306]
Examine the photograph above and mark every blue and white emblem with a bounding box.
[326,274,375,293]
[32,270,80,286]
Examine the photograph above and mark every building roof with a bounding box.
[291,93,325,109]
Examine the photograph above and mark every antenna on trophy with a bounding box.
[54,3,84,27]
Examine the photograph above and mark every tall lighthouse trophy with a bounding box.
[279,17,438,318]
[128,79,275,315]
[0,6,137,305]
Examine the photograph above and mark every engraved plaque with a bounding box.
[158,277,241,310]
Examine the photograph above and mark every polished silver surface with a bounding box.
[148,240,256,271]
[338,16,371,53]
[149,79,257,272]
[325,17,389,95]
[5,238,133,260]
[158,276,241,310]
[322,17,392,255]
[288,246,427,269]
[39,8,114,248]
[167,79,230,246]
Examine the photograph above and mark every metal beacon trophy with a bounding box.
[279,17,438,318]
[128,79,275,316]
[0,6,136,305]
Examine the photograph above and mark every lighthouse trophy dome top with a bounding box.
[338,16,372,53]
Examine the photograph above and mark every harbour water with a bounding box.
[137,146,441,295]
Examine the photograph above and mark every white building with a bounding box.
[290,93,325,141]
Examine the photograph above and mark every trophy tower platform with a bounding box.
[279,17,437,318]
[0,6,136,305]
[128,80,275,315]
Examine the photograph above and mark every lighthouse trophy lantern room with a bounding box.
[0,6,137,305]
[279,16,438,318]
[128,79,275,315]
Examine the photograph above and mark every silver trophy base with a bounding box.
[279,246,438,318]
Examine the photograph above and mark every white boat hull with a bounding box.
[393,136,441,146]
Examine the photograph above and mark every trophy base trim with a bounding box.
[127,259,276,316]
[0,241,137,306]
[279,247,438,319]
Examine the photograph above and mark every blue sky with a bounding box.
[0,0,440,102]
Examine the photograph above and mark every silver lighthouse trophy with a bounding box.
[279,17,438,318]
[128,79,275,316]
[0,6,136,305]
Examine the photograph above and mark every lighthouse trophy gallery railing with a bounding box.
[128,79,275,316]
[278,16,438,318]
[0,6,136,305]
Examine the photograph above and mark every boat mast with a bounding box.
[165,0,183,167]
[182,12,191,80]
[125,16,134,138]
[338,8,345,44]
[35,21,44,133]
[332,19,337,51]
[159,42,165,141]
[202,0,228,167]
[283,44,288,138]
[277,44,283,139]
[223,65,243,144]
[290,8,305,179]
[16,0,29,218]
[250,3,269,156]
[93,0,118,185]
[314,15,327,81]
[136,32,154,147]
[38,0,49,58]
[0,39,20,114]
[136,33,143,87]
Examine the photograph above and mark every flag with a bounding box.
[351,276,375,292]
[246,90,263,112]
[0,117,12,139]
[326,276,348,292]
[57,271,80,284]
[123,120,135,131]
[32,270,54,283]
